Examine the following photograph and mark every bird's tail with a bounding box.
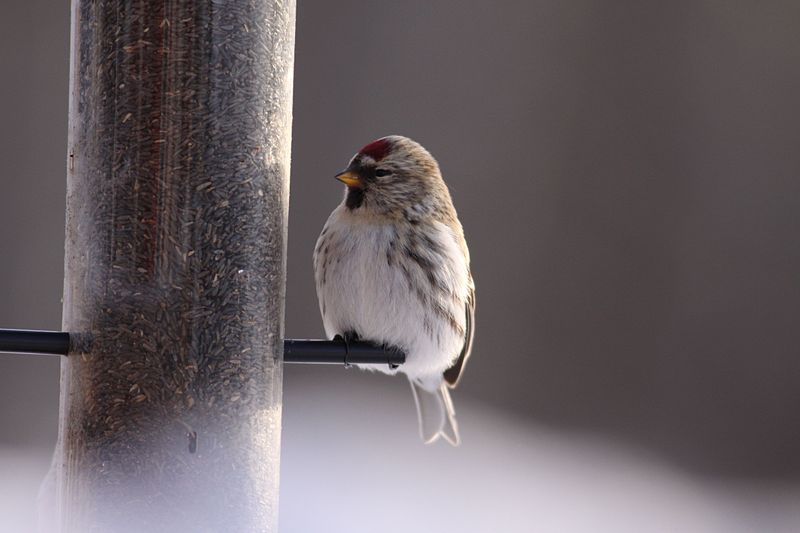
[409,379,460,446]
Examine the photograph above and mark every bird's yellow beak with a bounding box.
[335,170,362,188]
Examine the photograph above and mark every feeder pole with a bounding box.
[55,0,295,531]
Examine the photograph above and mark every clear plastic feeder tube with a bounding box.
[56,0,295,531]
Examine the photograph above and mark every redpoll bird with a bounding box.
[313,135,475,445]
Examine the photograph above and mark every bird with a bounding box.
[313,135,475,446]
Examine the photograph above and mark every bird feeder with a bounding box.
[56,0,295,530]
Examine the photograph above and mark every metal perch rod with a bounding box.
[0,328,404,366]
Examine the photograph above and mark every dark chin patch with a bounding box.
[345,187,365,210]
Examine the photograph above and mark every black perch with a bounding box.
[0,329,404,366]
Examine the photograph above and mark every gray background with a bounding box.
[2,3,800,524]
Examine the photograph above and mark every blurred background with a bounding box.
[2,1,800,531]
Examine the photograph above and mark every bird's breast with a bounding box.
[314,214,469,378]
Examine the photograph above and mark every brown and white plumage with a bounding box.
[313,135,475,445]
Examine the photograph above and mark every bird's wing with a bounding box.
[443,282,475,388]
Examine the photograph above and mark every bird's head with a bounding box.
[335,135,447,217]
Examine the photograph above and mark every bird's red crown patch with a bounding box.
[358,138,392,161]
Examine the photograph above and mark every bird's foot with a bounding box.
[383,343,403,371]
[335,331,360,368]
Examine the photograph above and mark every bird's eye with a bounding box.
[375,168,391,177]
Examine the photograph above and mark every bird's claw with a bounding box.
[333,334,352,368]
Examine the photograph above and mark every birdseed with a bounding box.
[57,1,295,531]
